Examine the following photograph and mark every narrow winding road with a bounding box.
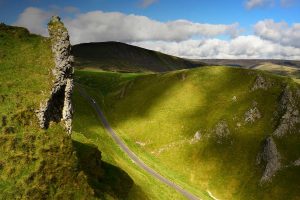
[76,85,200,200]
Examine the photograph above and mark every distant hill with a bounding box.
[197,59,300,68]
[197,59,300,83]
[72,42,205,72]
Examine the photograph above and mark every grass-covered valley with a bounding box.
[75,67,300,200]
[1,18,300,200]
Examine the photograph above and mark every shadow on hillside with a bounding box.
[74,68,300,199]
[73,140,134,199]
[100,67,253,129]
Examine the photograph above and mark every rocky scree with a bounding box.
[36,16,74,134]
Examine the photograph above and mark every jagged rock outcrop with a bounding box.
[36,16,74,134]
[294,158,300,166]
[245,105,261,123]
[257,136,281,183]
[251,74,270,91]
[214,120,230,144]
[273,86,300,137]
[189,131,201,144]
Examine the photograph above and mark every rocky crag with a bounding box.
[257,136,281,183]
[251,74,300,183]
[36,16,74,134]
[273,86,300,137]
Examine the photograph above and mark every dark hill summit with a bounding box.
[72,41,204,72]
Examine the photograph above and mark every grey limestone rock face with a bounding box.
[257,136,281,183]
[251,74,270,91]
[273,86,300,137]
[36,16,74,135]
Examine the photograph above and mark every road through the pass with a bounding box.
[76,85,200,200]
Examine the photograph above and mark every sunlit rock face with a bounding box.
[36,16,74,135]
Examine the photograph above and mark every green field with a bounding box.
[75,67,300,200]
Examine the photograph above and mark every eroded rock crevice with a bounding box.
[36,16,74,134]
[257,136,281,183]
[273,86,300,137]
[251,74,271,91]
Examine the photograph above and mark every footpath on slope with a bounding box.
[75,84,200,200]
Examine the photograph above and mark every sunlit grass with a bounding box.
[72,90,187,200]
[0,24,95,199]
[76,67,300,200]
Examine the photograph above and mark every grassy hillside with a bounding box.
[72,89,189,200]
[0,23,192,200]
[75,67,300,200]
[72,42,204,72]
[0,23,100,199]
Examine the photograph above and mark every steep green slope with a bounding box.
[0,23,191,200]
[72,89,188,200]
[0,24,97,199]
[72,42,204,72]
[76,67,300,200]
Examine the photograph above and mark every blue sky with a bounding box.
[1,0,299,29]
[1,0,300,59]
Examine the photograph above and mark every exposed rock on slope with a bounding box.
[214,121,230,144]
[251,75,270,91]
[257,136,281,183]
[294,158,300,166]
[36,16,74,134]
[245,105,261,124]
[273,86,300,137]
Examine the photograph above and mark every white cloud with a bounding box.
[254,19,300,48]
[14,7,52,36]
[13,7,300,59]
[139,0,158,8]
[14,8,240,44]
[132,36,300,59]
[245,0,274,9]
[13,6,80,36]
[64,11,240,44]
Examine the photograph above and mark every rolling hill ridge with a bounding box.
[72,42,205,72]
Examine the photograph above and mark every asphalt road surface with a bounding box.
[76,85,200,200]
